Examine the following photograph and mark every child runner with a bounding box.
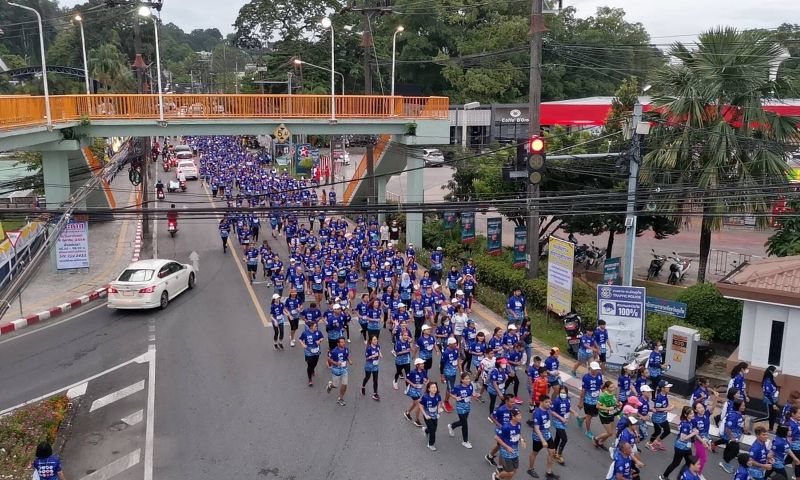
[494,408,525,480]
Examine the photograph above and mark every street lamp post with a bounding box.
[321,17,335,122]
[461,101,480,149]
[293,59,344,96]
[74,14,91,95]
[138,6,164,122]
[9,2,51,128]
[390,25,404,98]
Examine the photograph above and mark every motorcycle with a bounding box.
[156,188,165,200]
[179,180,187,192]
[167,179,180,193]
[667,252,692,285]
[584,242,606,269]
[646,249,667,280]
[574,244,589,265]
[167,219,178,238]
[163,161,170,172]
[560,311,582,356]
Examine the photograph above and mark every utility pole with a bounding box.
[526,0,544,279]
[622,102,643,286]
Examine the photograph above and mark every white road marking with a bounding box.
[78,448,141,480]
[0,302,106,345]
[0,351,151,416]
[121,409,143,426]
[89,380,145,413]
[144,344,156,480]
[153,197,158,259]
[66,383,88,399]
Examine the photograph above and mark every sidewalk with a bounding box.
[6,188,142,324]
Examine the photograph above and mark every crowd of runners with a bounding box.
[169,136,795,480]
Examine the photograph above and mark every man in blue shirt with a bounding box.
[609,441,634,480]
[430,247,444,283]
[442,337,461,413]
[506,287,527,326]
[326,337,351,406]
[593,320,612,372]
[577,361,603,440]
[747,426,773,479]
[528,395,559,479]
[493,408,525,480]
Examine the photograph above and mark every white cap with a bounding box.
[414,358,425,365]
[451,298,459,304]
[384,261,391,266]
[398,303,406,308]
[272,293,280,300]
[447,337,457,345]
[333,304,341,310]
[590,361,601,370]
[289,258,296,262]
[456,289,464,295]
[421,324,431,331]
[433,283,441,289]
[508,324,517,330]
[625,363,638,371]
[409,243,414,246]
[640,385,653,392]
[436,246,443,251]
[627,416,639,425]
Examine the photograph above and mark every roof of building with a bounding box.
[717,256,800,307]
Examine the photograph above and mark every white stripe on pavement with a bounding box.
[89,380,145,413]
[143,344,156,480]
[66,383,88,399]
[121,409,143,426]
[78,449,140,480]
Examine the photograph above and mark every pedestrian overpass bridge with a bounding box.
[0,94,450,246]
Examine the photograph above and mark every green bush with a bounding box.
[677,283,742,343]
[645,313,714,343]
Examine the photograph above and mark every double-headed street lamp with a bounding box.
[390,25,404,98]
[293,59,344,96]
[9,2,51,128]
[138,6,164,122]
[320,17,335,122]
[73,14,91,95]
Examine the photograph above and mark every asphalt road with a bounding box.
[0,178,735,480]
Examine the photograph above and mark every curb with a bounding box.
[0,286,109,337]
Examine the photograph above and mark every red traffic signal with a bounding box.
[528,135,545,154]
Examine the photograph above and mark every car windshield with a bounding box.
[176,152,193,159]
[117,269,154,282]
[178,161,195,168]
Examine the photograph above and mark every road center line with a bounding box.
[200,182,269,328]
[144,344,155,480]
[89,380,145,412]
[78,449,140,480]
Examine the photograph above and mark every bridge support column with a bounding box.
[376,176,387,226]
[42,151,71,208]
[405,153,423,249]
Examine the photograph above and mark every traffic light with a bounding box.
[527,135,545,185]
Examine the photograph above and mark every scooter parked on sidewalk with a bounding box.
[646,249,667,280]
[560,310,582,356]
[667,252,692,285]
[584,242,606,269]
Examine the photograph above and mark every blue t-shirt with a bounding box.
[678,470,701,480]
[365,345,381,372]
[406,369,427,397]
[544,356,560,381]
[551,396,571,429]
[724,410,744,441]
[532,408,552,441]
[579,334,595,355]
[416,335,436,360]
[420,393,441,419]
[675,420,693,450]
[488,367,508,396]
[506,295,525,316]
[33,456,62,480]
[442,347,460,377]
[493,404,514,425]
[394,339,411,365]
[326,313,344,340]
[593,329,609,351]
[734,466,749,480]
[451,383,474,414]
[300,328,323,357]
[789,418,800,450]
[582,373,603,405]
[270,302,285,322]
[498,421,522,460]
[652,393,669,423]
[749,440,770,479]
[611,451,632,480]
[692,412,710,437]
[772,436,789,468]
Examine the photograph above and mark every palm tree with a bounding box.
[90,43,134,92]
[640,27,800,283]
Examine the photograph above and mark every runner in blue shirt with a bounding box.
[360,336,382,401]
[662,406,698,479]
[572,326,597,376]
[325,305,345,350]
[415,324,436,371]
[366,298,383,341]
[544,348,562,392]
[609,442,634,480]
[550,384,575,465]
[404,358,428,428]
[528,395,559,479]
[441,337,461,413]
[493,408,525,480]
[577,362,603,440]
[772,425,797,480]
[593,320,611,371]
[284,288,303,347]
[244,245,259,283]
[747,426,773,480]
[487,359,510,414]
[393,330,412,390]
[732,453,751,480]
[448,372,476,448]
[355,294,370,343]
[325,337,351,406]
[506,287,527,326]
[270,293,286,350]
[419,382,442,451]
[297,321,324,386]
[31,442,63,480]
[649,380,674,452]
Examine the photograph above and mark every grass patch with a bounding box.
[0,219,26,233]
[0,395,70,480]
[633,279,685,300]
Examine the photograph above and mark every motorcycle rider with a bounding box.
[155,178,165,198]
[167,204,178,230]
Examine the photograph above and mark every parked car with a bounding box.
[422,148,445,166]
[107,259,195,310]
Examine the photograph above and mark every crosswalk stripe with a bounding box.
[78,449,140,480]
[121,409,143,426]
[89,380,145,413]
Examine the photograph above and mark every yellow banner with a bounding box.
[547,236,575,316]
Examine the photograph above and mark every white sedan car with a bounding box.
[107,259,196,310]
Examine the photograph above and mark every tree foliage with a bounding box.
[640,27,800,283]
[766,200,800,257]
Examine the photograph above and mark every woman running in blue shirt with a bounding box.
[404,358,428,427]
[361,336,382,401]
[420,381,442,451]
[269,293,285,350]
[393,330,412,390]
[448,372,477,449]
[298,321,324,386]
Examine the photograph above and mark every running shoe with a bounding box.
[555,453,565,465]
[413,420,424,428]
[427,444,436,451]
[290,340,295,347]
[514,397,523,405]
[347,338,351,343]
[484,454,497,467]
[492,473,498,480]
[393,380,399,390]
[361,386,366,396]
[372,393,380,401]
[656,443,667,451]
[403,411,412,422]
[443,402,454,413]
[646,442,656,451]
[657,476,666,480]
[545,473,559,480]
[584,430,594,440]
[278,343,284,350]
[462,441,473,449]
[308,381,313,387]
[526,469,539,478]
[488,416,495,424]
[273,344,278,351]
[337,398,346,406]
[447,424,455,437]
[326,382,333,394]
[576,416,584,428]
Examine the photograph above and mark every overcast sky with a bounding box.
[58,0,800,40]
